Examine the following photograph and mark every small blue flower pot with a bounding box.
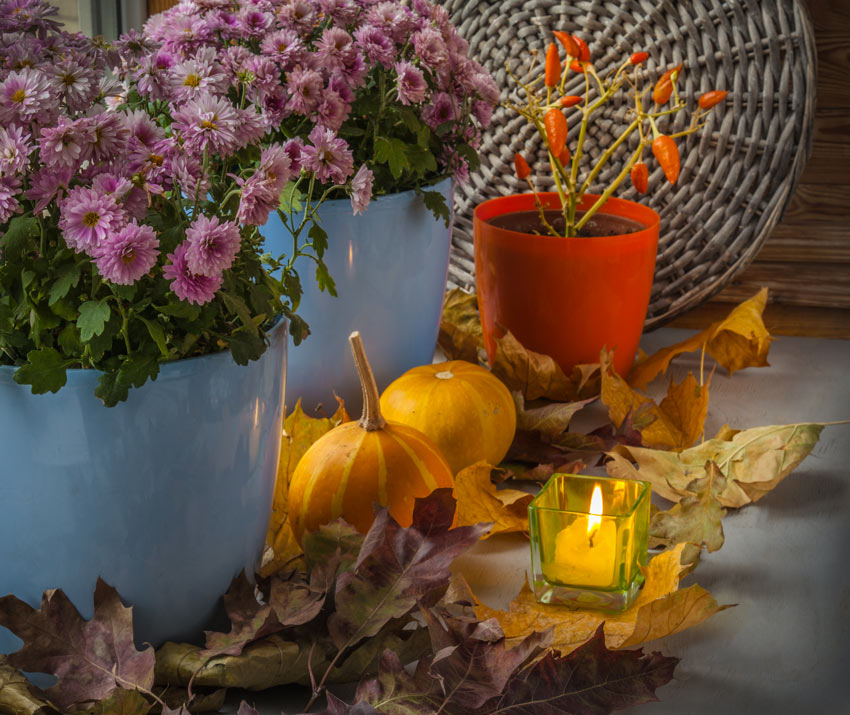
[262,177,453,415]
[0,320,286,653]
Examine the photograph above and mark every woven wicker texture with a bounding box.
[437,0,817,328]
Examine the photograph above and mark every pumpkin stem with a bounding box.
[349,331,386,431]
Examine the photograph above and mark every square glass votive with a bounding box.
[528,473,651,612]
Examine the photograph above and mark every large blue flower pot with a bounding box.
[262,178,453,415]
[0,321,286,654]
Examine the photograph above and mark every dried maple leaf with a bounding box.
[453,461,533,536]
[475,544,730,654]
[327,490,488,650]
[0,655,51,715]
[495,626,678,714]
[649,462,728,573]
[606,422,837,508]
[0,579,155,711]
[84,688,151,714]
[495,460,586,484]
[601,349,710,451]
[438,288,485,363]
[262,399,350,577]
[629,288,771,390]
[513,392,596,440]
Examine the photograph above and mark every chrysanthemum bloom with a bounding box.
[315,27,356,72]
[277,0,317,35]
[170,152,210,199]
[394,61,427,106]
[0,175,22,224]
[354,25,395,69]
[412,27,449,72]
[135,49,175,101]
[317,90,349,132]
[46,58,98,113]
[285,67,323,116]
[86,112,130,164]
[472,99,494,128]
[38,116,93,169]
[366,2,413,44]
[301,126,354,185]
[0,124,31,175]
[185,214,241,276]
[58,187,126,255]
[236,177,278,227]
[349,165,374,216]
[92,173,133,201]
[421,92,455,129]
[163,242,222,305]
[319,0,359,26]
[0,67,53,125]
[169,47,227,103]
[24,165,73,212]
[239,8,272,37]
[171,92,241,156]
[95,221,160,285]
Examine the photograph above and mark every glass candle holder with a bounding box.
[528,473,650,612]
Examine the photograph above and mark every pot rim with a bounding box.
[473,192,660,241]
[0,316,288,385]
[305,174,453,214]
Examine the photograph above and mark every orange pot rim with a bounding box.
[473,192,660,243]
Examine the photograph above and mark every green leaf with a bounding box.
[455,143,481,172]
[315,260,337,297]
[279,181,304,215]
[94,353,160,406]
[57,323,82,357]
[227,331,267,366]
[0,215,38,262]
[222,292,259,336]
[374,137,410,180]
[138,316,169,358]
[13,348,72,394]
[48,263,82,306]
[308,222,328,260]
[405,145,438,176]
[154,301,201,320]
[419,190,451,228]
[77,300,111,343]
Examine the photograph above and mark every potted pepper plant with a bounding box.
[474,33,727,376]
[0,0,360,651]
[138,0,500,413]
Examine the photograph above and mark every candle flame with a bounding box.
[587,484,603,536]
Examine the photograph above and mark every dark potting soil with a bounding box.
[487,209,645,237]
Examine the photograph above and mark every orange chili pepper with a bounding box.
[544,107,567,158]
[630,51,649,65]
[559,95,582,108]
[545,42,560,88]
[652,63,683,105]
[652,135,680,184]
[553,30,579,58]
[630,162,649,193]
[569,35,590,73]
[514,152,531,180]
[698,90,728,109]
[558,147,570,167]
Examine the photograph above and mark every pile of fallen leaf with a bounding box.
[1,287,844,714]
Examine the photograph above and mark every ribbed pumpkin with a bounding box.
[379,360,517,475]
[288,332,454,543]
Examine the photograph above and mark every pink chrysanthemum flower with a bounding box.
[319,0,359,26]
[92,173,133,201]
[315,27,356,72]
[394,61,427,106]
[276,0,317,36]
[58,187,126,255]
[349,164,374,216]
[169,47,227,104]
[421,91,455,129]
[0,124,31,176]
[95,221,160,285]
[0,67,53,124]
[285,67,323,116]
[185,214,241,276]
[301,126,354,185]
[236,177,278,227]
[163,242,222,305]
[86,112,130,164]
[171,92,241,156]
[135,50,175,101]
[24,165,73,212]
[239,8,273,37]
[38,115,93,169]
[317,90,349,132]
[366,2,412,44]
[46,58,98,113]
[354,25,395,69]
[472,99,493,128]
[0,175,22,224]
[412,27,449,71]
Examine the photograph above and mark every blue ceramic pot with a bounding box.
[0,321,286,653]
[262,177,453,415]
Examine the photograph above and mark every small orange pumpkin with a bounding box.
[379,360,517,475]
[288,332,454,543]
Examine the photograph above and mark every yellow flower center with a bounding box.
[82,211,100,228]
[200,119,217,130]
[184,74,201,87]
[12,89,26,103]
[63,73,76,87]
[121,249,136,265]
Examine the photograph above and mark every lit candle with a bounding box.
[543,484,617,588]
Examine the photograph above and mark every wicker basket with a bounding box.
[438,0,817,329]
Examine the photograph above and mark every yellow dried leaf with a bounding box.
[601,351,709,451]
[629,288,771,390]
[438,288,484,362]
[453,461,533,537]
[474,544,730,653]
[263,399,350,575]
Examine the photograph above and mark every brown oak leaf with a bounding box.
[438,288,484,363]
[0,579,155,711]
[0,655,51,715]
[453,461,533,536]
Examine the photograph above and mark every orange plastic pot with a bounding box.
[474,193,659,377]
